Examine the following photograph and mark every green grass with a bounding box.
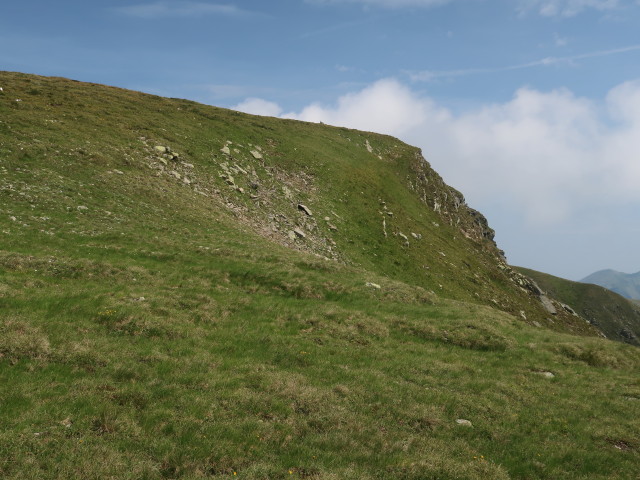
[1,72,639,479]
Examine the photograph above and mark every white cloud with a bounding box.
[238,78,640,227]
[115,2,249,18]
[233,98,283,117]
[518,0,620,17]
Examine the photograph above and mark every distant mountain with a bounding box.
[518,267,640,346]
[581,269,640,300]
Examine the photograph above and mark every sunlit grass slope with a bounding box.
[1,72,639,479]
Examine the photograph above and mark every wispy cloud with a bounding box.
[518,0,622,17]
[115,1,253,18]
[306,0,453,8]
[409,44,640,81]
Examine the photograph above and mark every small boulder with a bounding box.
[220,145,231,155]
[154,146,168,154]
[293,228,306,239]
[365,282,381,290]
[298,204,312,216]
[540,295,557,315]
[456,419,473,427]
[250,150,263,159]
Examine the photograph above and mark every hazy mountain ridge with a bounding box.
[1,72,639,479]
[518,267,640,346]
[581,269,640,300]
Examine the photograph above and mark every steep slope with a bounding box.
[1,72,639,479]
[518,267,640,346]
[0,71,591,335]
[581,269,640,300]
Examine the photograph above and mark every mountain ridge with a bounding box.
[581,269,640,300]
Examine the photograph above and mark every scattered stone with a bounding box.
[9,216,16,221]
[411,232,422,240]
[287,230,296,240]
[170,171,181,180]
[520,310,527,320]
[365,282,381,290]
[327,223,338,231]
[282,186,293,199]
[236,187,245,194]
[365,139,373,153]
[77,205,88,211]
[324,216,331,221]
[60,417,72,428]
[250,150,263,159]
[158,158,168,166]
[154,146,168,154]
[386,211,393,217]
[456,419,473,427]
[113,169,124,175]
[293,228,306,239]
[221,145,231,155]
[298,204,312,216]
[532,321,542,328]
[536,371,555,379]
[234,164,248,175]
[561,303,578,316]
[540,295,557,315]
[183,177,191,185]
[182,162,194,169]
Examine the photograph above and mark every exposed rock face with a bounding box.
[408,150,502,257]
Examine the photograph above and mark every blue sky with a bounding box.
[2,0,640,280]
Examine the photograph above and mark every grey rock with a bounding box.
[536,371,555,379]
[154,146,168,154]
[540,295,557,315]
[455,419,473,427]
[250,150,263,159]
[298,204,312,216]
[365,282,381,289]
[293,228,306,239]
[220,145,230,155]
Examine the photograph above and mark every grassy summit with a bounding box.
[1,72,639,479]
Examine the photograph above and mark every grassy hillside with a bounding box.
[581,269,640,300]
[517,267,640,346]
[1,72,639,479]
